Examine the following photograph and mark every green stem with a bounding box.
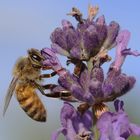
[93,125,99,140]
[87,57,94,73]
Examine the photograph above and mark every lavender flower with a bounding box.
[58,67,103,104]
[102,69,136,97]
[50,13,120,61]
[97,100,140,140]
[51,102,94,140]
[58,66,135,105]
[39,5,140,140]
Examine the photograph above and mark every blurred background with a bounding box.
[0,0,140,140]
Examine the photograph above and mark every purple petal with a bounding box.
[60,103,78,140]
[113,74,130,93]
[112,113,130,139]
[113,30,131,70]
[70,44,89,60]
[102,84,114,96]
[83,25,100,57]
[110,30,137,86]
[69,47,81,60]
[51,43,70,57]
[116,30,130,49]
[51,128,66,140]
[102,69,120,96]
[107,21,120,44]
[114,99,124,112]
[58,72,77,89]
[79,69,90,90]
[96,15,107,46]
[113,74,136,97]
[70,83,95,104]
[103,21,120,49]
[63,27,80,51]
[69,30,90,60]
[103,69,136,98]
[58,102,94,140]
[97,100,140,139]
[77,20,94,32]
[80,110,93,129]
[73,109,93,139]
[66,119,77,140]
[97,112,113,140]
[70,46,81,59]
[89,79,103,98]
[51,28,67,50]
[121,48,140,56]
[60,102,77,127]
[70,84,86,101]
[61,19,73,29]
[90,67,104,82]
[129,123,140,136]
[96,15,106,25]
[41,47,63,72]
[128,76,136,88]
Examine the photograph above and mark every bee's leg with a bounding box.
[42,84,57,90]
[66,59,86,77]
[33,82,71,98]
[42,84,78,102]
[73,62,86,77]
[60,96,78,102]
[42,65,52,70]
[45,90,72,98]
[66,58,81,66]
[39,71,57,79]
[77,103,90,114]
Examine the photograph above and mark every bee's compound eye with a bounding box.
[31,54,42,62]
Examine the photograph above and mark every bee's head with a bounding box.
[28,48,45,68]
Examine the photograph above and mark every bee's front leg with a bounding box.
[39,71,57,79]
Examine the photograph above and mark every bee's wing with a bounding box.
[3,77,18,116]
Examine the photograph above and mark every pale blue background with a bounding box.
[0,0,140,140]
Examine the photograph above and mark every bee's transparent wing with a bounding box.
[3,77,18,116]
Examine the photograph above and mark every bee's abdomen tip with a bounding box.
[35,116,46,122]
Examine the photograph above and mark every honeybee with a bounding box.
[3,48,48,122]
[3,48,73,122]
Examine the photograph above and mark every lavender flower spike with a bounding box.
[41,47,67,76]
[51,102,94,140]
[97,100,140,140]
[113,30,140,71]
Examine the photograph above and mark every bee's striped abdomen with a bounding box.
[15,84,46,122]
